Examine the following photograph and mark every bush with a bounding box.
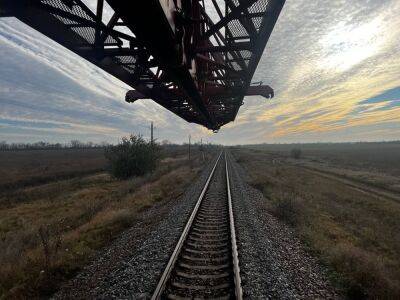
[272,192,302,226]
[291,148,302,159]
[105,135,160,179]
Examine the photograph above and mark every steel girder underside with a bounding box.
[0,0,285,130]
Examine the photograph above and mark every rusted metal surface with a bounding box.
[1,0,285,130]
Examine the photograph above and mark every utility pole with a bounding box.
[200,138,205,161]
[150,121,153,145]
[188,134,191,163]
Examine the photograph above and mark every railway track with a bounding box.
[152,151,242,299]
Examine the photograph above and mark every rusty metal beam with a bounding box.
[1,0,286,130]
[106,0,215,129]
[203,0,257,39]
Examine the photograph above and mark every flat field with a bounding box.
[0,148,107,190]
[242,142,400,175]
[243,142,400,193]
[232,143,400,298]
[0,146,213,298]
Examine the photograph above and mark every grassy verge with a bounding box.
[0,151,213,298]
[233,148,400,299]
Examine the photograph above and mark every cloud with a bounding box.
[233,0,400,142]
[0,19,206,143]
[0,0,400,144]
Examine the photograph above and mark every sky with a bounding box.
[0,0,399,145]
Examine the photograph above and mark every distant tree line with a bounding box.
[0,140,111,151]
[0,138,220,152]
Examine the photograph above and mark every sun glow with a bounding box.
[319,18,385,72]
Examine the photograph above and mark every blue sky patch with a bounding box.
[359,86,400,105]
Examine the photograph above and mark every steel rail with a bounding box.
[151,151,223,300]
[225,151,243,299]
[151,150,243,299]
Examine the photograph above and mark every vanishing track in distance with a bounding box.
[152,151,242,299]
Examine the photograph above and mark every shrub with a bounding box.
[272,192,302,226]
[105,135,160,179]
[291,148,302,159]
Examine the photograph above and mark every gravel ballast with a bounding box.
[55,151,340,299]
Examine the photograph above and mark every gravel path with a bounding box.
[54,157,217,300]
[55,151,340,299]
[227,151,340,299]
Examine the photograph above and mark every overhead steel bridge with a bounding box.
[0,0,285,131]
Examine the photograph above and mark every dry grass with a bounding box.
[233,147,400,299]
[0,148,107,190]
[243,142,400,193]
[244,142,400,176]
[0,147,214,298]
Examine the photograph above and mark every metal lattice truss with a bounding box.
[0,0,285,130]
